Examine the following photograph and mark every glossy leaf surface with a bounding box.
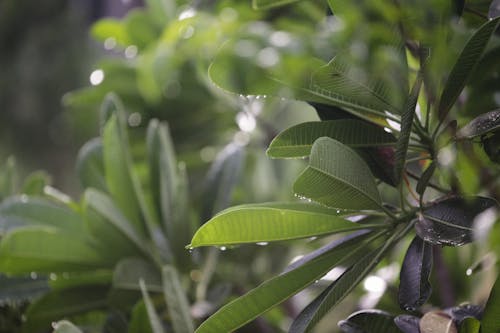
[294,137,382,210]
[394,315,421,333]
[52,320,84,333]
[416,196,498,246]
[456,110,500,139]
[190,202,384,247]
[267,120,396,159]
[398,236,433,311]
[338,310,401,333]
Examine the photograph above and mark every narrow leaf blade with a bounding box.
[481,275,500,333]
[162,265,195,333]
[338,310,401,333]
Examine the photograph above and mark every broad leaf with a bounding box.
[267,120,396,159]
[139,280,165,333]
[293,137,383,210]
[252,0,301,9]
[481,275,500,333]
[52,320,84,333]
[338,310,401,333]
[438,17,500,120]
[394,74,422,184]
[398,236,433,311]
[289,239,392,333]
[456,110,500,139]
[22,285,109,333]
[189,202,386,247]
[0,226,111,274]
[394,315,421,333]
[112,258,162,292]
[162,265,195,333]
[76,137,107,192]
[0,196,84,234]
[415,196,498,246]
[194,231,379,333]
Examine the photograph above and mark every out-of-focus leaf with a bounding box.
[289,238,392,333]
[394,315,421,333]
[419,311,457,333]
[459,317,480,333]
[76,138,107,192]
[252,0,301,9]
[0,226,111,274]
[293,137,383,210]
[129,300,153,333]
[489,0,500,19]
[481,275,500,333]
[416,161,437,196]
[0,157,17,200]
[139,279,165,333]
[21,171,51,196]
[483,132,500,163]
[49,271,112,291]
[338,310,401,333]
[0,196,84,234]
[91,19,130,48]
[0,274,49,302]
[398,236,433,311]
[22,285,109,333]
[112,258,162,292]
[162,265,194,333]
[144,0,175,26]
[124,10,158,49]
[448,304,482,324]
[267,120,396,159]
[438,17,500,120]
[52,320,84,333]
[194,231,379,333]
[415,196,498,246]
[394,74,422,184]
[456,110,500,139]
[189,202,386,247]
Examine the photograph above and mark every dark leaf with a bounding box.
[415,196,498,246]
[0,274,49,303]
[357,147,397,187]
[338,310,401,333]
[447,304,482,324]
[416,162,437,196]
[482,131,500,163]
[394,315,421,333]
[456,110,500,139]
[454,0,465,16]
[398,236,433,311]
[310,102,359,121]
[481,275,500,332]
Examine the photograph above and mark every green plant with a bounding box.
[189,0,500,332]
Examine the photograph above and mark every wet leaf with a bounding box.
[456,110,500,139]
[447,304,482,324]
[398,236,433,311]
[415,196,498,246]
[394,315,421,333]
[338,310,400,333]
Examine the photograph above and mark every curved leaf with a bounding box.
[416,196,498,246]
[481,275,500,333]
[112,258,162,292]
[76,137,107,192]
[139,280,165,333]
[456,110,500,139]
[394,315,421,333]
[52,320,84,333]
[293,137,382,210]
[194,231,379,333]
[398,236,433,311]
[162,265,195,333]
[338,310,401,333]
[189,202,386,247]
[252,0,301,9]
[438,17,500,120]
[459,317,480,333]
[267,120,396,159]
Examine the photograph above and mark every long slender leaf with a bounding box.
[293,137,383,210]
[481,275,500,333]
[267,120,396,159]
[194,231,380,333]
[338,310,401,333]
[129,300,154,333]
[139,279,166,333]
[456,109,500,139]
[398,236,433,311]
[252,0,301,9]
[416,161,437,196]
[189,202,386,247]
[394,74,422,184]
[162,265,195,333]
[112,258,162,292]
[76,137,107,192]
[289,237,393,333]
[0,226,111,274]
[438,17,500,120]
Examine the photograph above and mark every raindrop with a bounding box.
[30,272,38,279]
[256,242,268,246]
[181,25,195,39]
[128,112,142,127]
[219,246,227,251]
[49,273,57,281]
[20,195,29,203]
[270,31,292,47]
[179,7,196,20]
[125,45,138,59]
[466,268,473,276]
[89,69,104,86]
[104,37,116,50]
[256,47,280,68]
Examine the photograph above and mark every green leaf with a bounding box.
[83,189,151,260]
[338,310,401,333]
[194,231,380,333]
[252,0,301,9]
[76,138,107,192]
[0,157,18,200]
[190,202,385,247]
[112,258,162,292]
[416,161,437,196]
[289,242,391,332]
[129,300,154,333]
[0,274,49,302]
[456,109,500,139]
[52,320,84,333]
[22,171,51,196]
[481,275,500,333]
[0,227,110,274]
[139,279,166,333]
[460,317,480,333]
[22,285,109,333]
[144,0,176,26]
[91,19,130,47]
[267,120,396,159]
[438,17,500,120]
[162,265,195,333]
[394,73,422,184]
[293,137,382,210]
[0,196,84,234]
